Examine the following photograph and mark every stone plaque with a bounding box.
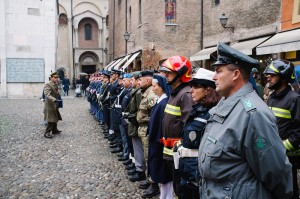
[6,58,45,82]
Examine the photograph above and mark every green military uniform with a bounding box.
[137,85,157,160]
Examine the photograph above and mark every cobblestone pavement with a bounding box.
[0,95,159,199]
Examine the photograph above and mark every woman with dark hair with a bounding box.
[175,68,220,199]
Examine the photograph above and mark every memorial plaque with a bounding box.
[7,58,45,82]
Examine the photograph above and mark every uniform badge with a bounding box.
[189,131,197,141]
[149,98,156,107]
[255,136,267,150]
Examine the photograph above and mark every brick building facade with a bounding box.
[107,0,201,71]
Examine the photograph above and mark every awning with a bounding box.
[230,36,271,55]
[107,58,122,71]
[121,51,141,71]
[113,54,131,70]
[256,28,300,55]
[104,60,116,70]
[190,46,217,61]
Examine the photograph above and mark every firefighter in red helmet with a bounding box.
[159,56,194,197]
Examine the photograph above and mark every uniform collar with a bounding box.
[212,82,253,117]
[157,93,168,103]
[191,103,208,116]
[270,86,291,98]
[170,83,188,96]
[142,85,153,96]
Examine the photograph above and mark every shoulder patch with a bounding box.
[241,98,256,112]
[148,98,156,107]
[254,136,268,151]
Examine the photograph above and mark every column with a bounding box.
[0,0,7,97]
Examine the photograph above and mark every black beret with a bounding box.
[212,43,259,69]
[139,70,154,78]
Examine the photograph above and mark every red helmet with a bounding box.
[160,56,192,82]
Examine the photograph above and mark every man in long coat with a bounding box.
[43,72,62,138]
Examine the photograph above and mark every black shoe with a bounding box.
[111,147,122,153]
[52,130,62,134]
[107,135,116,141]
[118,156,129,161]
[109,141,118,146]
[141,183,160,198]
[117,152,124,157]
[44,133,53,138]
[122,159,132,166]
[138,180,151,189]
[127,168,136,175]
[128,171,146,182]
[110,144,121,149]
[125,163,135,170]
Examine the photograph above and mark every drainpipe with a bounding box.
[125,0,127,54]
[200,0,203,67]
[71,0,75,78]
[113,0,115,59]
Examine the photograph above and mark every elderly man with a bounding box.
[43,71,62,138]
[198,43,293,199]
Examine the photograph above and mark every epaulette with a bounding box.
[241,98,256,112]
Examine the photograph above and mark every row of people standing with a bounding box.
[85,42,299,199]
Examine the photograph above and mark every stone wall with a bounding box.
[108,0,201,69]
[202,0,281,47]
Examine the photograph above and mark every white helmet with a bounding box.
[189,68,215,88]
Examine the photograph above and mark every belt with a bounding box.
[177,146,198,158]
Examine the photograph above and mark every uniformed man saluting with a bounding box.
[198,43,293,199]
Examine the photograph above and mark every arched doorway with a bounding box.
[79,51,99,74]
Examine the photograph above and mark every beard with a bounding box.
[268,78,283,90]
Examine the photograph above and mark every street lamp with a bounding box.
[103,48,108,54]
[124,31,131,42]
[219,13,234,33]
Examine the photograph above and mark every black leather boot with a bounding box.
[128,171,146,182]
[127,168,136,175]
[122,159,132,166]
[125,163,135,170]
[118,156,129,161]
[110,147,122,153]
[141,183,160,198]
[138,180,150,189]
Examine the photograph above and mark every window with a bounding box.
[59,13,68,25]
[138,0,142,25]
[85,24,92,40]
[106,15,109,27]
[292,0,300,23]
[214,0,220,5]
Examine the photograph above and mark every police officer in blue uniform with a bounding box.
[174,68,220,199]
[107,68,123,153]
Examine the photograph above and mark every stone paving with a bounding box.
[0,94,159,199]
